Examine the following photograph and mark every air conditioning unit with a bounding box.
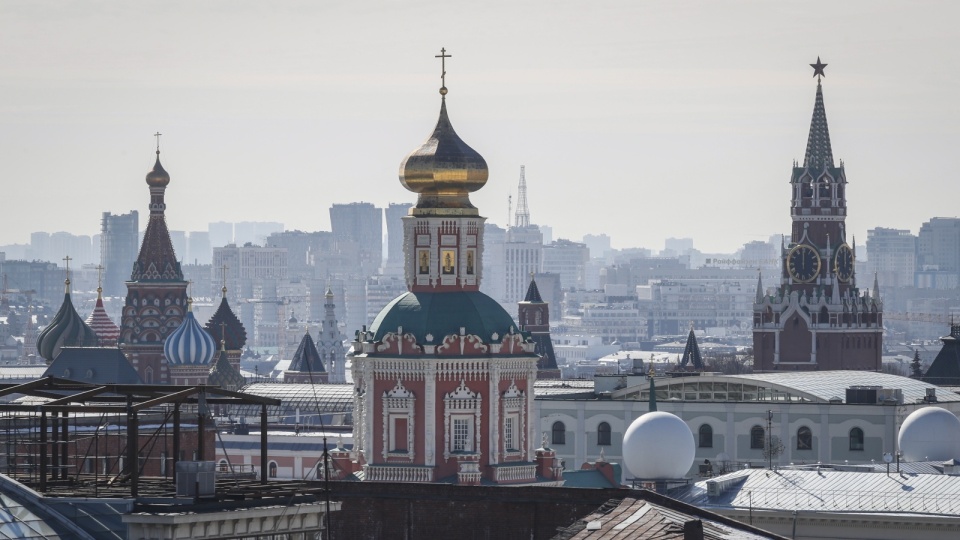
[176,461,216,497]
[706,480,720,497]
[926,388,938,403]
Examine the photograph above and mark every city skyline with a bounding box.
[2,1,958,252]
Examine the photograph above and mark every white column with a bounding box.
[424,362,437,466]
[363,361,375,463]
[575,404,586,468]
[774,329,781,364]
[810,330,817,364]
[526,367,536,460]
[819,405,830,463]
[489,364,499,464]
[726,409,736,462]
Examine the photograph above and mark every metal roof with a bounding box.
[608,371,958,404]
[681,469,960,517]
[552,496,782,539]
[534,379,596,398]
[732,371,959,404]
[236,383,354,419]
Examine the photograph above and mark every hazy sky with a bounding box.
[2,1,958,253]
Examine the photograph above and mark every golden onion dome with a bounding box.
[146,151,170,187]
[399,96,488,212]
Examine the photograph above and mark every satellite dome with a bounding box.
[622,411,695,479]
[899,407,960,461]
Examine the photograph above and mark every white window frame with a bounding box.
[501,380,525,458]
[381,379,415,461]
[444,380,482,461]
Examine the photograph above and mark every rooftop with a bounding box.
[680,468,960,517]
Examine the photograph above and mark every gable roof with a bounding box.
[43,347,142,384]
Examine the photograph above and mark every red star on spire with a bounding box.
[810,57,827,80]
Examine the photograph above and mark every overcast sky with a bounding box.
[1,1,958,253]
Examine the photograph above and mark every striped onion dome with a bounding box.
[163,302,216,365]
[85,288,120,346]
[36,279,99,363]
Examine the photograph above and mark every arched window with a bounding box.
[849,428,864,451]
[218,459,229,472]
[268,461,278,478]
[597,422,611,446]
[750,425,765,449]
[699,424,713,448]
[551,421,566,445]
[797,427,812,450]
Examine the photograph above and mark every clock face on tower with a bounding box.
[788,244,821,283]
[835,243,854,282]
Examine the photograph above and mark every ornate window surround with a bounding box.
[381,379,415,461]
[501,380,525,459]
[443,380,482,461]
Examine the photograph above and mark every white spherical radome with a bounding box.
[898,407,960,462]
[622,411,696,480]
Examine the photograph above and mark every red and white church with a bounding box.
[334,57,562,485]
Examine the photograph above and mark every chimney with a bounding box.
[683,519,704,540]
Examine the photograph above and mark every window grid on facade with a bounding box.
[750,425,765,449]
[849,427,864,451]
[453,418,471,452]
[505,416,516,451]
[699,424,713,448]
[597,422,611,446]
[551,421,565,445]
[797,426,812,450]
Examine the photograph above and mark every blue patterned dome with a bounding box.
[164,306,216,365]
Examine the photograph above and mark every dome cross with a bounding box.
[154,131,162,153]
[435,48,452,93]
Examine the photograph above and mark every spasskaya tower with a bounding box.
[753,59,882,371]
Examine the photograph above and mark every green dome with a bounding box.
[370,291,518,346]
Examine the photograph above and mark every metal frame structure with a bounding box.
[0,377,280,497]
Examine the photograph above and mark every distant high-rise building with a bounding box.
[330,202,382,276]
[542,239,589,291]
[384,202,413,275]
[235,221,283,246]
[480,223,506,302]
[582,233,612,260]
[917,218,960,289]
[188,231,212,265]
[663,237,693,257]
[266,230,334,280]
[208,221,233,248]
[169,231,187,262]
[503,167,542,305]
[100,210,139,297]
[866,228,916,288]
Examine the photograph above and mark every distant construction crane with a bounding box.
[0,273,36,309]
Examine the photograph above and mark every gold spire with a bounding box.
[146,132,170,187]
[398,48,488,215]
[62,255,72,294]
[220,264,229,297]
[95,264,104,299]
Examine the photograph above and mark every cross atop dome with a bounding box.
[435,47,451,95]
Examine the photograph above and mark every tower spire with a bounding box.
[514,165,530,228]
[803,59,834,170]
[755,269,764,304]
